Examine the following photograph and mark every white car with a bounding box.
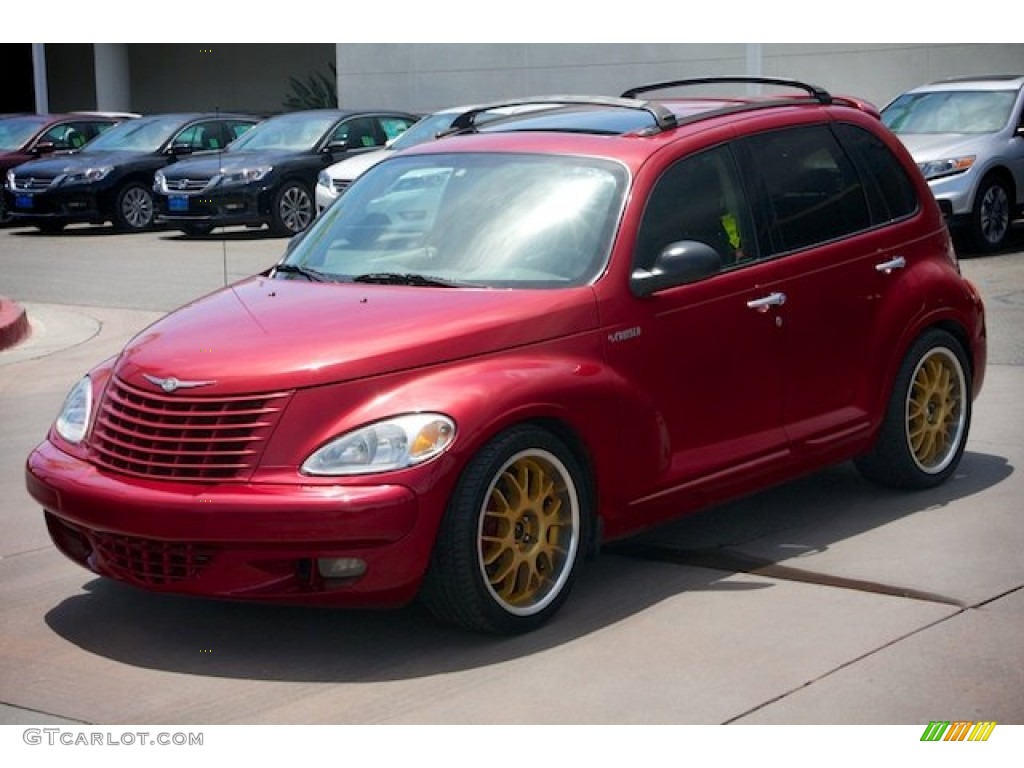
[315,102,559,214]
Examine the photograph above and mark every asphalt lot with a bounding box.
[0,221,1022,731]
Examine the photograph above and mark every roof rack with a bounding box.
[621,76,833,105]
[439,95,678,137]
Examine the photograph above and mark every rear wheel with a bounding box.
[971,174,1012,253]
[421,425,590,634]
[856,329,971,489]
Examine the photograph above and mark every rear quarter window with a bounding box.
[833,122,919,224]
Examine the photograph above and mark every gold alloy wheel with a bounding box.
[906,348,966,473]
[477,449,580,615]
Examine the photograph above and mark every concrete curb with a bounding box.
[0,296,30,351]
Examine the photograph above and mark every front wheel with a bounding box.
[971,174,1012,253]
[270,181,314,236]
[113,182,155,231]
[855,329,971,490]
[421,425,591,634]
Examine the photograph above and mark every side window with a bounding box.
[331,117,383,148]
[380,116,416,141]
[173,122,226,151]
[225,120,255,143]
[39,122,89,149]
[740,125,871,254]
[171,124,202,150]
[635,144,755,271]
[833,123,919,224]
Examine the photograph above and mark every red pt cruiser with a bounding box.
[26,78,987,634]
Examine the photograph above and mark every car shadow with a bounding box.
[42,450,1013,683]
[8,224,174,237]
[954,217,1024,257]
[158,227,284,242]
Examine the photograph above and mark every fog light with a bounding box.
[317,557,367,580]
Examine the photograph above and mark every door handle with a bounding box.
[746,292,787,312]
[875,256,906,274]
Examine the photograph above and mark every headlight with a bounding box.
[55,376,93,444]
[5,168,15,190]
[316,170,336,195]
[301,413,456,476]
[220,166,272,184]
[918,155,975,181]
[64,166,113,184]
[154,170,167,192]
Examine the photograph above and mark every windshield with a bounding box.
[85,116,186,152]
[882,90,1018,134]
[283,153,627,289]
[0,116,48,151]
[388,113,457,151]
[227,114,337,152]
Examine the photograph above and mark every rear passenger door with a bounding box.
[737,122,921,454]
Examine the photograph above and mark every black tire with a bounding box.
[421,425,591,634]
[855,329,971,490]
[970,173,1012,253]
[270,181,314,236]
[113,182,155,231]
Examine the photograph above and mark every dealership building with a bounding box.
[4,43,1024,117]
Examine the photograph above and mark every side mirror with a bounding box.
[630,240,722,297]
[324,139,351,153]
[30,141,59,155]
[167,143,194,156]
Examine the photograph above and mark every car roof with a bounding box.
[908,74,1024,93]
[395,77,881,170]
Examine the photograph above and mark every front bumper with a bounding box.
[154,184,272,228]
[26,439,430,607]
[927,171,975,218]
[3,186,108,225]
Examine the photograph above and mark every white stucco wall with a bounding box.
[334,43,1024,113]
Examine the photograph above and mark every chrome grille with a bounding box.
[91,377,292,481]
[166,178,211,192]
[10,175,57,191]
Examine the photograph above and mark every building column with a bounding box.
[32,43,48,113]
[94,44,131,112]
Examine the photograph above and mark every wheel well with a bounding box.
[930,320,975,381]
[524,417,603,557]
[977,167,1016,209]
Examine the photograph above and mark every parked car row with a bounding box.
[5,75,1023,247]
[1,109,418,236]
[27,76,989,635]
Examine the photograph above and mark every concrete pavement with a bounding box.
[0,297,1021,725]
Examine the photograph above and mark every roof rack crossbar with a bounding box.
[621,77,833,105]
[440,95,678,137]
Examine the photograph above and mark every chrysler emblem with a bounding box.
[176,180,188,190]
[142,374,216,393]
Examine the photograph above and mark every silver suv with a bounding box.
[881,74,1024,252]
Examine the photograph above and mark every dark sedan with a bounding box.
[4,113,260,233]
[1,112,134,225]
[153,109,418,236]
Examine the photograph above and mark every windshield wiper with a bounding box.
[273,263,333,282]
[351,272,471,288]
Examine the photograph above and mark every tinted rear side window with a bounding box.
[740,125,871,255]
[833,122,919,224]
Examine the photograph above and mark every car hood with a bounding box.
[894,133,988,162]
[161,150,306,178]
[325,149,390,181]
[113,276,600,395]
[9,150,145,175]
